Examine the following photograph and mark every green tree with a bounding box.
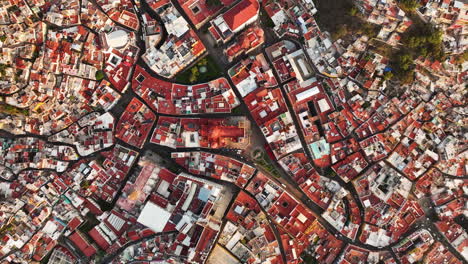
[189,67,199,83]
[260,9,275,28]
[198,58,208,66]
[454,50,468,64]
[301,252,318,264]
[361,23,378,38]
[406,36,420,49]
[390,47,417,84]
[94,250,106,263]
[95,70,105,81]
[398,53,413,71]
[333,25,348,40]
[96,199,113,211]
[399,0,420,11]
[32,49,40,59]
[0,63,8,77]
[427,29,442,45]
[401,20,445,60]
[399,70,414,84]
[431,44,445,60]
[80,180,91,189]
[349,6,359,16]
[420,47,428,57]
[383,71,393,80]
[206,0,221,7]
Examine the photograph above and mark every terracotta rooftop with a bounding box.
[222,0,259,31]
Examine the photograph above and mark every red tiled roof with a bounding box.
[88,228,111,250]
[222,0,259,31]
[69,232,97,257]
[68,217,83,231]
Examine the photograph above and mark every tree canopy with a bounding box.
[95,70,106,81]
[399,0,420,11]
[402,20,444,60]
[206,0,222,7]
[388,17,445,84]
[400,0,419,11]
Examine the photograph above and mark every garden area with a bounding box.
[0,101,29,116]
[95,70,105,81]
[174,55,222,84]
[252,149,281,178]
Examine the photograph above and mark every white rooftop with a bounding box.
[317,98,330,112]
[137,201,171,232]
[106,30,129,49]
[295,86,319,102]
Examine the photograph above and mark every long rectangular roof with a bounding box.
[222,0,259,31]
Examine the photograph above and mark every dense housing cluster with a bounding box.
[0,0,466,263]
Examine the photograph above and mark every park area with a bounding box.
[174,55,222,84]
[252,148,281,178]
